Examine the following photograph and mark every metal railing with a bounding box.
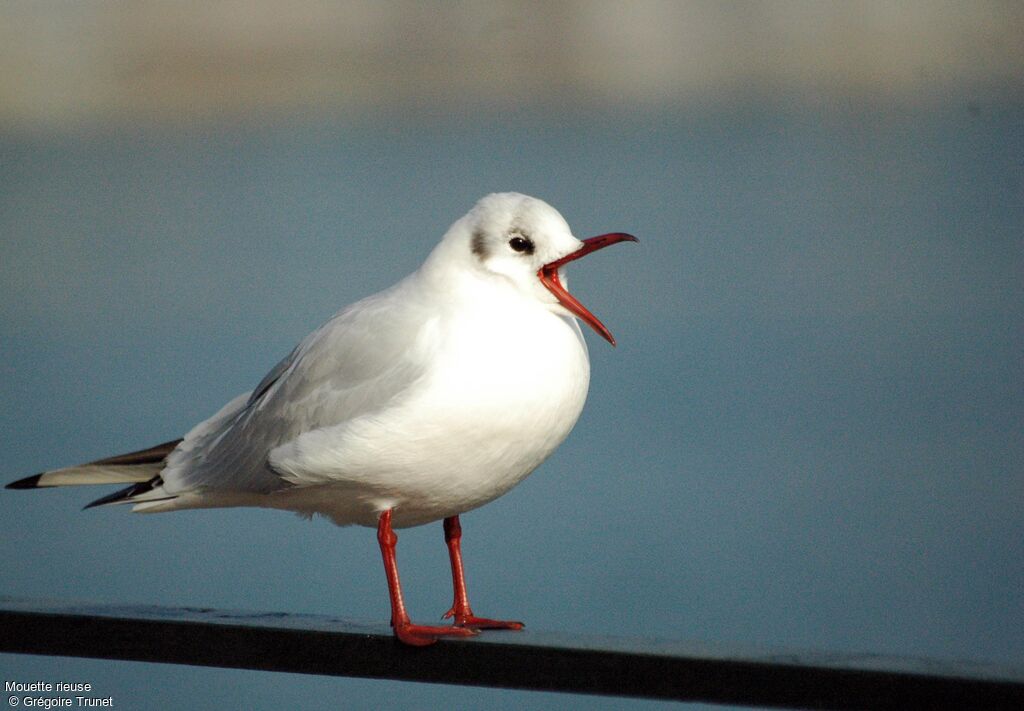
[2,597,1021,709]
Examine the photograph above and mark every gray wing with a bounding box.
[247,348,297,407]
[161,277,435,495]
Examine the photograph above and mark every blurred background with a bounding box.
[1,2,1022,710]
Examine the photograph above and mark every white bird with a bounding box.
[7,192,637,646]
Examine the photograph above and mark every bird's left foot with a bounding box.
[443,608,525,630]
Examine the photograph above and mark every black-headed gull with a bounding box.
[7,192,637,645]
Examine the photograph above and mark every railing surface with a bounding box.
[2,597,1022,709]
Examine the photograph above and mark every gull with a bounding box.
[7,192,637,646]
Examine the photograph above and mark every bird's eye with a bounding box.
[508,235,534,254]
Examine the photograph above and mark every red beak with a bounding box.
[537,232,638,346]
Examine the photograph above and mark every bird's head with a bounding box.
[435,193,637,346]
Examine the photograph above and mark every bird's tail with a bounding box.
[6,439,182,508]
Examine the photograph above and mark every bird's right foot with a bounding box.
[393,621,478,647]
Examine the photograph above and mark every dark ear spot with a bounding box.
[471,230,488,258]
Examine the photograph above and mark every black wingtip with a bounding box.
[83,485,135,510]
[6,473,43,490]
[82,478,161,510]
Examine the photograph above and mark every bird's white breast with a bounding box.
[267,276,591,528]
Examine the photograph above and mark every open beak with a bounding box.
[537,232,638,346]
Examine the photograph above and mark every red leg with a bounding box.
[377,509,476,646]
[441,515,524,630]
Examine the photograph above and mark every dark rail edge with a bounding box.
[1,598,1022,710]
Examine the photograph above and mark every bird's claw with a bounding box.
[441,607,524,630]
[461,616,525,630]
[393,621,478,646]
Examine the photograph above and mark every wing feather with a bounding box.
[161,276,435,496]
